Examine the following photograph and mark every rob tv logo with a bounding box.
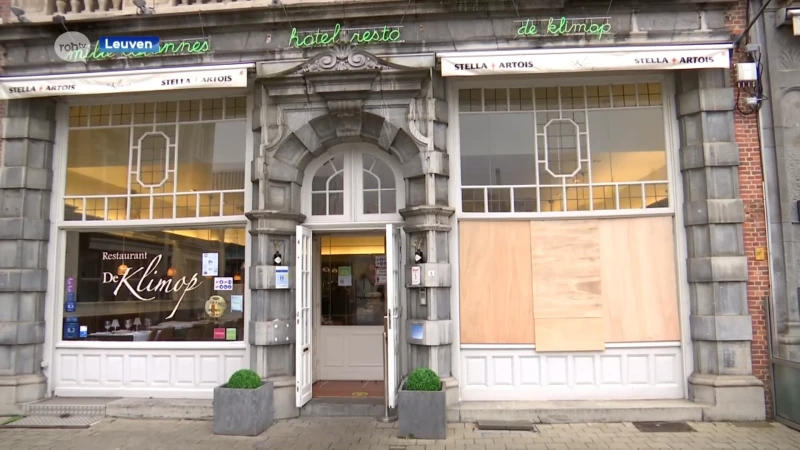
[98,36,160,53]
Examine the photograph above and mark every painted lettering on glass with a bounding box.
[516,17,611,38]
[101,254,202,320]
[289,23,403,48]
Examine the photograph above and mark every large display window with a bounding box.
[56,95,250,344]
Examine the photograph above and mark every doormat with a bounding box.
[633,422,696,433]
[476,419,537,432]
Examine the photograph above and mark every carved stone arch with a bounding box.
[265,108,423,184]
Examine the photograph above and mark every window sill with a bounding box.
[456,208,675,220]
[55,341,248,350]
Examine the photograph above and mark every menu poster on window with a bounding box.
[202,253,219,277]
[374,256,387,286]
[338,266,352,286]
[230,295,244,312]
[64,317,79,340]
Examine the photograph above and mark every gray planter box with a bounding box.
[398,383,447,440]
[212,381,274,436]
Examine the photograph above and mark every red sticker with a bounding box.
[213,328,225,340]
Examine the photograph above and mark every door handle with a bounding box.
[303,347,309,353]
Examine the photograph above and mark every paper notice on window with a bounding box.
[202,253,219,277]
[338,266,352,286]
[230,295,243,312]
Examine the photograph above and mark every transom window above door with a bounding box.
[303,145,404,224]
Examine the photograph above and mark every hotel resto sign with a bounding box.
[439,45,731,77]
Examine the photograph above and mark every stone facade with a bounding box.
[0,0,773,420]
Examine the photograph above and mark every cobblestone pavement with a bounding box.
[1,417,799,450]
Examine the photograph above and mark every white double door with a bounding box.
[295,225,403,408]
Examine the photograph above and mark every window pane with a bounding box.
[588,108,667,183]
[514,187,537,212]
[312,193,326,216]
[380,190,396,214]
[313,160,336,191]
[328,192,344,215]
[459,113,536,186]
[544,119,580,177]
[364,190,379,214]
[62,228,246,342]
[461,188,486,213]
[487,188,511,212]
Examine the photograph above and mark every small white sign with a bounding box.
[230,295,243,312]
[411,266,421,286]
[214,277,234,291]
[202,253,219,277]
[275,266,289,289]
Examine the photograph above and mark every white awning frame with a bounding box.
[437,43,734,59]
[437,43,734,77]
[0,63,254,100]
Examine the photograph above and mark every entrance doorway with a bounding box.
[316,233,387,381]
[295,225,403,409]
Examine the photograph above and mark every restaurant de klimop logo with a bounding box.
[54,31,91,62]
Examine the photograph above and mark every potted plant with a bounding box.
[212,369,274,436]
[398,367,447,439]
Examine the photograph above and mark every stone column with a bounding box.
[402,74,455,382]
[0,98,56,414]
[247,84,303,419]
[676,69,766,420]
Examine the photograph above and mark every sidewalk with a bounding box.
[1,417,799,449]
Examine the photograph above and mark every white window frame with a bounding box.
[44,88,253,369]
[301,142,405,226]
[451,73,677,220]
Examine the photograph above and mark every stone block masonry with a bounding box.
[726,0,773,419]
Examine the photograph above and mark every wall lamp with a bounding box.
[414,249,425,264]
[273,251,283,265]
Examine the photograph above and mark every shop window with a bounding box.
[65,97,247,222]
[61,227,246,342]
[458,83,669,213]
[304,147,403,223]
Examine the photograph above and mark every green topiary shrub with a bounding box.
[405,368,441,391]
[226,369,262,389]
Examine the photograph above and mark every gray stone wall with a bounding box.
[676,69,766,421]
[0,98,56,414]
[759,6,800,362]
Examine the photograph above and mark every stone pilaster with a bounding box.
[0,98,56,414]
[402,74,455,377]
[247,84,304,419]
[676,69,765,420]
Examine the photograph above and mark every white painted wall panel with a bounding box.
[460,345,683,401]
[54,347,245,399]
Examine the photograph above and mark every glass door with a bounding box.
[767,298,800,430]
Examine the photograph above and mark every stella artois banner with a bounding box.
[439,44,732,77]
[0,64,251,100]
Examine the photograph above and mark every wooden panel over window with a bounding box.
[600,216,681,342]
[458,221,535,344]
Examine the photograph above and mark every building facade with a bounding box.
[0,0,770,421]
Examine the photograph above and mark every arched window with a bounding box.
[303,145,404,224]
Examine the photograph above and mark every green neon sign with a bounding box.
[66,39,212,62]
[289,23,402,49]
[517,18,611,39]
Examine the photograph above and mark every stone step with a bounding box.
[23,397,118,417]
[106,398,213,420]
[300,398,385,417]
[448,399,703,424]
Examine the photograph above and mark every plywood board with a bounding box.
[459,221,535,344]
[600,216,681,342]
[534,318,605,352]
[529,221,603,319]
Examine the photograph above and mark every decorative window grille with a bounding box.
[65,97,247,222]
[458,83,669,214]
